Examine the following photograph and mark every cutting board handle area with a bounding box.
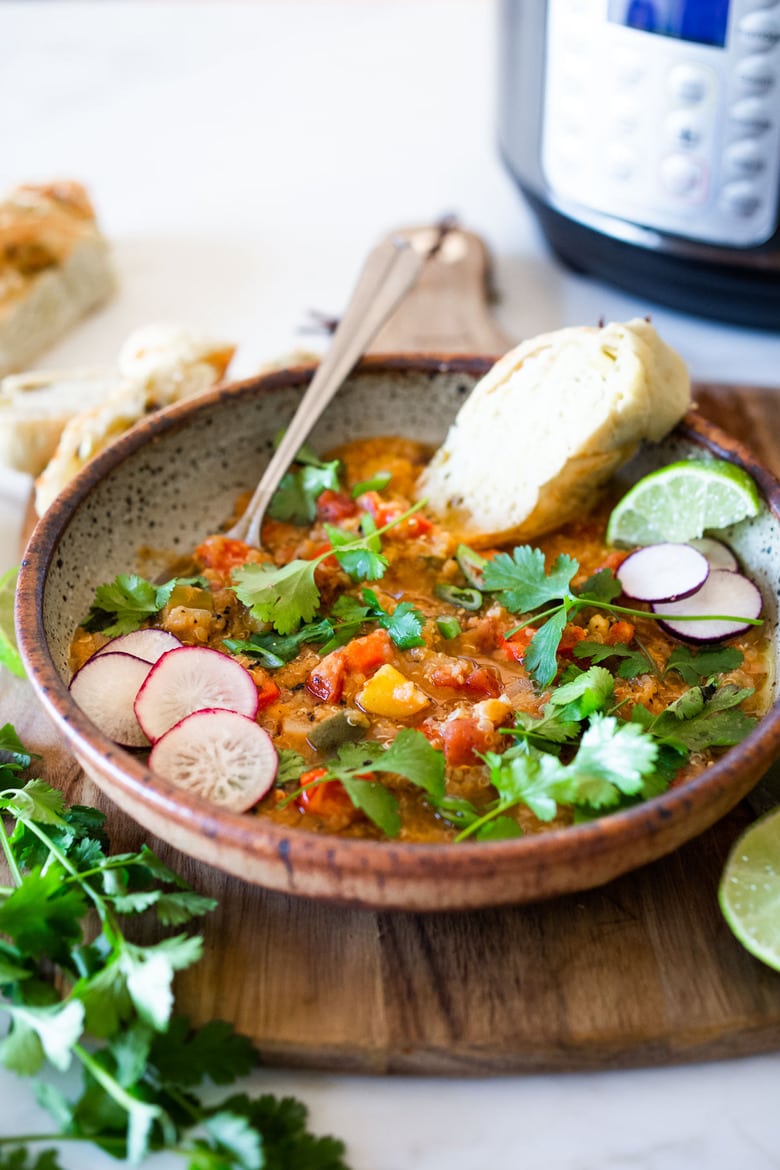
[366,223,513,356]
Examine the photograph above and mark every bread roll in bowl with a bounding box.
[417,319,691,547]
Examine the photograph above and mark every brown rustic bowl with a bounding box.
[15,356,780,911]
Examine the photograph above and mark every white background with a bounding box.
[1,3,779,1168]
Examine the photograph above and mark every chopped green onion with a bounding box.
[436,616,462,640]
[434,583,483,611]
[455,544,489,589]
[351,471,393,498]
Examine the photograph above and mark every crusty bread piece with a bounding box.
[34,323,235,515]
[0,367,119,475]
[417,319,691,547]
[0,181,114,376]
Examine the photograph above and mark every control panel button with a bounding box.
[668,64,714,104]
[724,138,768,179]
[738,10,780,49]
[730,96,774,134]
[666,109,706,150]
[719,181,763,217]
[736,54,776,94]
[660,154,707,198]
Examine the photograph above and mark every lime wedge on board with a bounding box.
[719,809,780,971]
[607,459,761,547]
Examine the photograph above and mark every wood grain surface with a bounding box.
[6,227,780,1073]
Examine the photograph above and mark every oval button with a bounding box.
[668,64,714,104]
[736,54,776,95]
[720,181,762,217]
[723,139,767,179]
[660,154,707,197]
[730,96,774,135]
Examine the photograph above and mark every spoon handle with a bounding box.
[228,236,426,546]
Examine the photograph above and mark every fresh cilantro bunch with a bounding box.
[0,724,350,1170]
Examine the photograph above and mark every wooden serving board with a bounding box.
[6,228,780,1073]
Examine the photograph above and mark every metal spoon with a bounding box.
[226,235,428,547]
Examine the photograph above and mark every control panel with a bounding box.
[541,0,780,246]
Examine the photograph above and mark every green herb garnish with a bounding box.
[232,502,425,634]
[0,732,350,1169]
[351,471,392,498]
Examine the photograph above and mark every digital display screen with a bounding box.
[608,1,730,47]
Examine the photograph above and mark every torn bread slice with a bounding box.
[417,319,691,547]
[0,181,114,377]
[34,323,235,515]
[0,367,119,475]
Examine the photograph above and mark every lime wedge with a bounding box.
[719,809,780,971]
[607,459,761,547]
[0,566,25,679]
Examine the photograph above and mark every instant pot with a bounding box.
[499,0,780,328]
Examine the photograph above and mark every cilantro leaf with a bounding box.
[575,568,622,604]
[0,868,87,961]
[648,684,757,753]
[663,644,744,685]
[1,779,67,826]
[325,521,388,583]
[524,610,568,688]
[269,461,341,526]
[340,778,401,836]
[150,1017,256,1088]
[0,722,32,769]
[211,1094,350,1170]
[546,665,614,720]
[376,728,446,800]
[275,749,308,786]
[360,588,425,650]
[351,470,392,497]
[224,619,335,667]
[1,1001,84,1073]
[574,639,655,680]
[232,560,320,635]
[568,715,658,805]
[482,547,577,612]
[82,573,176,636]
[476,816,523,841]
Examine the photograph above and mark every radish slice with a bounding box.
[688,537,739,573]
[93,629,182,664]
[617,543,709,603]
[134,644,259,742]
[149,708,277,812]
[69,652,152,748]
[653,569,763,642]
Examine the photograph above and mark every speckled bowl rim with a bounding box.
[16,355,780,910]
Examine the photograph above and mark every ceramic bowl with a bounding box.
[16,357,780,911]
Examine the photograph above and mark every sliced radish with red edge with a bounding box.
[688,537,739,573]
[149,708,277,812]
[134,644,259,742]
[653,568,763,642]
[616,542,709,603]
[93,628,182,664]
[69,652,152,747]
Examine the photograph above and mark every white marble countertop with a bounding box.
[1,3,779,1167]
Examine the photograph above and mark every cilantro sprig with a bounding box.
[0,731,350,1170]
[82,574,209,638]
[232,501,426,634]
[479,547,762,687]
[278,730,445,837]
